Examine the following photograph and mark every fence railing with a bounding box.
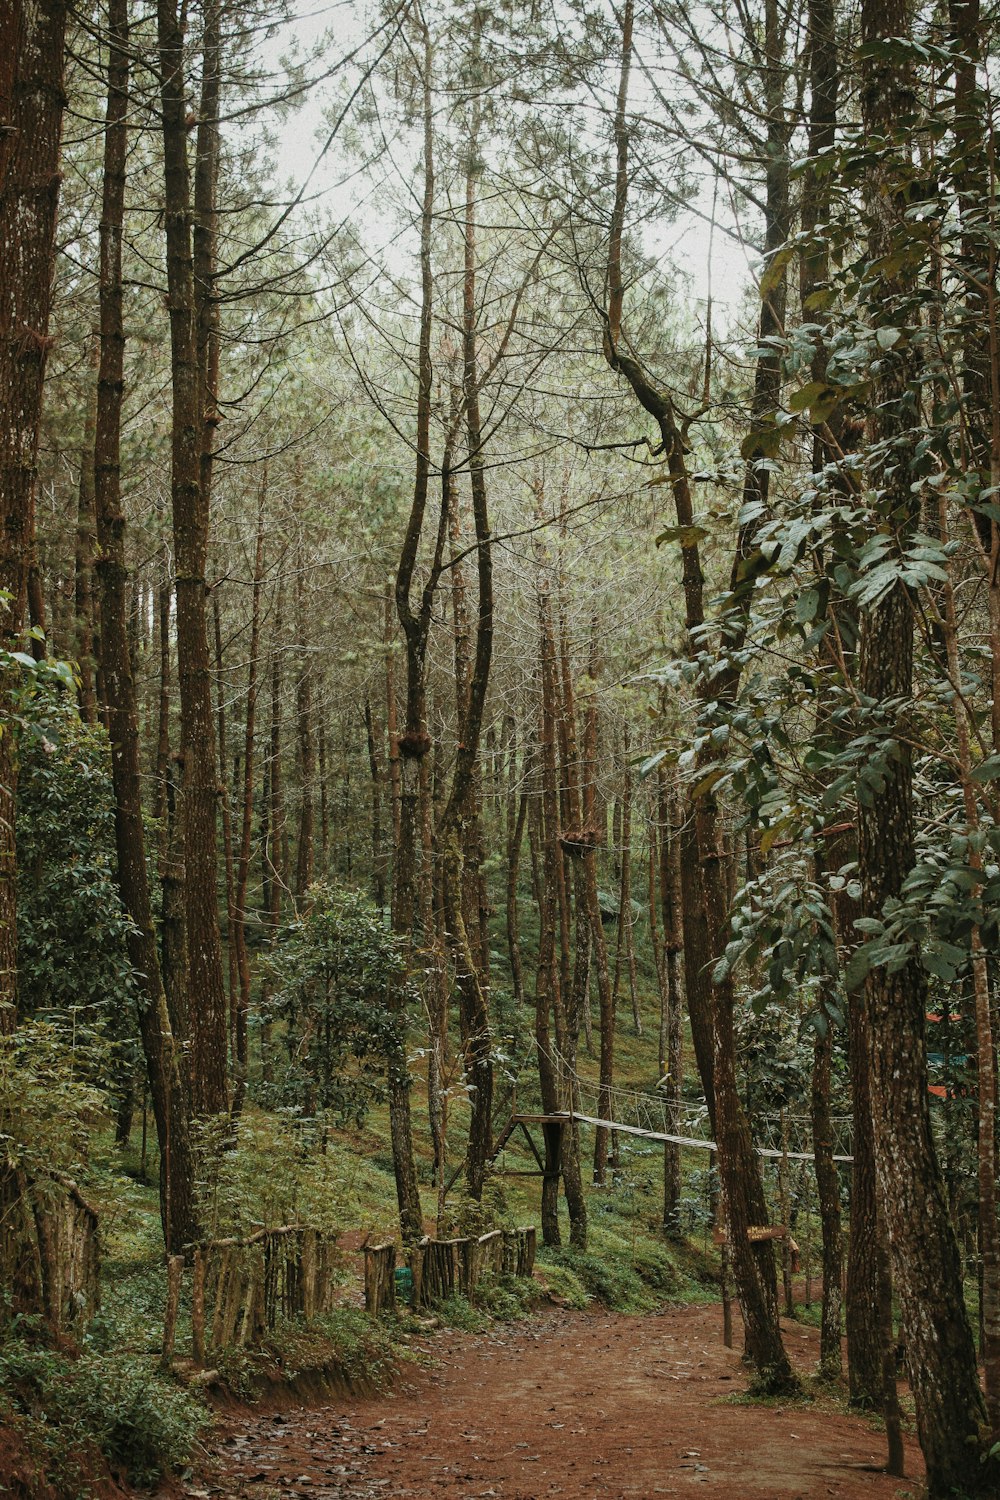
[162,1225,339,1367]
[0,1169,100,1335]
[364,1226,536,1315]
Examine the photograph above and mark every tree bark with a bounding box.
[659,768,683,1235]
[857,1,991,1486]
[0,0,67,1036]
[536,566,564,1246]
[74,341,98,723]
[93,0,197,1251]
[212,584,239,1061]
[156,0,229,1116]
[599,0,792,1389]
[232,495,265,1107]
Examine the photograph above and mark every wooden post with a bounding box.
[803,1168,813,1308]
[364,1242,396,1314]
[161,1254,183,1371]
[409,1239,427,1308]
[779,1112,794,1318]
[721,1239,734,1349]
[191,1248,206,1365]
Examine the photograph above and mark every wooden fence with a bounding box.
[162,1225,338,1367]
[365,1226,536,1315]
[0,1169,100,1334]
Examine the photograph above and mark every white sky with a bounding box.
[263,0,756,330]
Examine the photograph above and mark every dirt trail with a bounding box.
[188,1304,923,1500]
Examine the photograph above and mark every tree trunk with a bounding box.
[294,566,315,903]
[810,1016,843,1380]
[212,584,239,1062]
[156,0,228,1116]
[74,343,98,723]
[0,0,67,1037]
[93,0,197,1251]
[659,768,683,1235]
[232,495,265,1107]
[582,639,614,1186]
[599,0,791,1389]
[259,574,286,1083]
[505,727,528,1010]
[365,696,386,909]
[536,568,564,1245]
[856,2,991,1486]
[614,727,641,1035]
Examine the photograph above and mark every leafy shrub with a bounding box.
[630,1243,681,1295]
[436,1175,513,1239]
[0,1020,107,1181]
[533,1260,591,1310]
[257,884,413,1130]
[538,1246,651,1312]
[215,1306,400,1397]
[15,698,140,1082]
[0,1332,205,1492]
[473,1273,543,1321]
[434,1293,488,1332]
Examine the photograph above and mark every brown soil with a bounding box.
[184,1303,924,1500]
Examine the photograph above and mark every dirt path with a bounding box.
[189,1305,923,1500]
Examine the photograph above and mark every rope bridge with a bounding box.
[501,1044,855,1166]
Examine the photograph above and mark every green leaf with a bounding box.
[740,424,783,461]
[656,524,710,548]
[971,755,1000,783]
[758,244,795,299]
[844,947,872,991]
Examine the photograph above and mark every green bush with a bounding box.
[534,1260,591,1309]
[630,1243,682,1296]
[434,1293,489,1331]
[214,1306,400,1399]
[0,1333,206,1492]
[473,1274,543,1321]
[538,1246,652,1312]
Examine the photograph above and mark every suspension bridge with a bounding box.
[491,1052,855,1169]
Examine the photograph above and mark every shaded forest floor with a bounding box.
[182,1303,922,1500]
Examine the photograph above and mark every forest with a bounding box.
[3,0,1000,1496]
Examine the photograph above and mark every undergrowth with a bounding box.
[0,1323,206,1494]
[213,1306,401,1399]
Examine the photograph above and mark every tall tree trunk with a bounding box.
[75,343,98,723]
[937,492,1000,1436]
[232,496,264,1106]
[0,0,67,1036]
[613,727,641,1035]
[154,561,188,1041]
[659,768,683,1235]
[389,12,439,1242]
[582,638,614,1186]
[294,564,315,902]
[551,588,586,1245]
[439,66,494,1201]
[536,566,564,1245]
[385,584,401,861]
[365,696,386,909]
[841,866,900,1454]
[856,1,991,1487]
[600,0,792,1389]
[157,0,228,1116]
[93,0,197,1251]
[212,584,239,1061]
[810,1009,843,1381]
[505,724,528,1010]
[259,575,286,1082]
